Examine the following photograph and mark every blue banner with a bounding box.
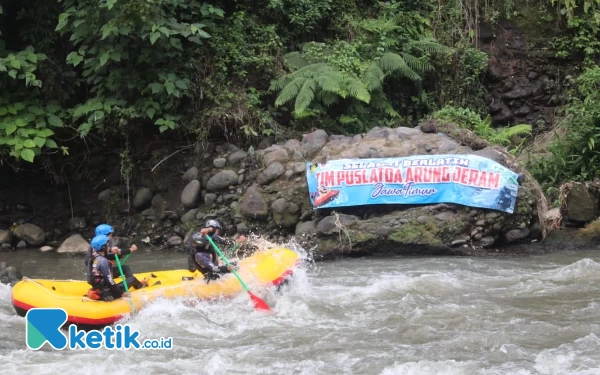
[306,155,520,214]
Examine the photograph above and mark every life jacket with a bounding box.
[88,254,105,288]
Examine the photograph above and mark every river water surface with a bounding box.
[1,246,600,375]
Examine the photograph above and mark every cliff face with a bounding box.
[478,17,577,130]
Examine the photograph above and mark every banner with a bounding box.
[306,155,520,214]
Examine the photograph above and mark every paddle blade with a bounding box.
[248,291,271,312]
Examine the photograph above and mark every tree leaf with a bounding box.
[27,53,38,63]
[149,82,164,94]
[33,136,46,147]
[5,123,16,135]
[165,81,176,95]
[45,139,58,148]
[23,139,36,148]
[8,70,17,79]
[100,52,110,66]
[48,115,63,127]
[159,125,168,133]
[20,149,35,162]
[150,32,161,45]
[146,108,156,119]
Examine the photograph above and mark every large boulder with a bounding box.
[133,188,153,210]
[57,234,90,254]
[181,180,201,208]
[272,121,548,258]
[561,182,599,223]
[206,170,239,191]
[240,184,269,219]
[13,223,46,246]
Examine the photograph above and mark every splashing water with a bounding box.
[2,246,600,374]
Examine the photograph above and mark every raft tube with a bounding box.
[313,190,339,207]
[12,247,298,328]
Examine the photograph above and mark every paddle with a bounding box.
[114,253,136,315]
[205,236,271,312]
[121,253,131,265]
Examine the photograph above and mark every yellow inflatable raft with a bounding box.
[12,247,298,327]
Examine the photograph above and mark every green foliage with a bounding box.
[435,41,489,114]
[432,106,532,148]
[528,65,600,190]
[56,0,220,135]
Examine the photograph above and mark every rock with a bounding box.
[0,243,12,251]
[434,212,455,222]
[514,105,530,116]
[502,88,531,100]
[204,193,217,206]
[295,221,316,237]
[284,170,294,179]
[284,139,302,153]
[0,265,21,285]
[316,214,358,235]
[302,129,329,157]
[16,241,26,249]
[417,216,429,224]
[98,189,113,201]
[213,158,227,168]
[0,230,12,245]
[271,198,300,227]
[181,180,202,208]
[206,170,239,191]
[40,246,54,252]
[257,162,285,185]
[419,119,438,134]
[293,162,306,174]
[167,236,183,247]
[133,188,153,210]
[57,234,90,254]
[68,217,86,231]
[182,167,199,183]
[478,236,496,248]
[492,104,513,125]
[13,223,46,246]
[228,150,248,165]
[240,184,269,219]
[181,209,201,224]
[451,239,467,247]
[504,228,530,243]
[141,208,155,217]
[152,194,167,209]
[263,148,289,166]
[258,137,276,150]
[563,183,598,223]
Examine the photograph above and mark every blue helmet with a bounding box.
[91,234,110,251]
[95,224,114,236]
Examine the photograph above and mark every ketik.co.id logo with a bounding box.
[26,308,173,350]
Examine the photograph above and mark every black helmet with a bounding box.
[204,219,222,230]
[191,233,207,246]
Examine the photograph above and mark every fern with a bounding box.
[274,76,307,107]
[362,62,384,91]
[406,38,454,54]
[295,78,317,114]
[490,124,533,145]
[284,51,311,69]
[378,52,420,81]
[400,52,433,73]
[271,63,371,116]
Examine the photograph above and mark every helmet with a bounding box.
[91,234,110,251]
[95,224,114,236]
[204,220,222,230]
[191,233,207,246]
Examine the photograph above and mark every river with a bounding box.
[1,245,600,374]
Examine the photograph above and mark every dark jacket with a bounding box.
[88,253,124,298]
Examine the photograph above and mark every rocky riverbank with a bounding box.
[1,119,598,266]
